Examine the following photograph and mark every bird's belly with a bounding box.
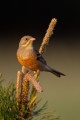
[17,55,39,71]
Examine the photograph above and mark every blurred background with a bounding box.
[0,0,80,120]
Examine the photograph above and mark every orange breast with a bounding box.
[17,54,39,71]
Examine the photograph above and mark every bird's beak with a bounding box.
[30,37,36,41]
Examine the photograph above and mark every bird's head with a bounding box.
[19,35,36,49]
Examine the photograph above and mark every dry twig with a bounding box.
[39,18,57,54]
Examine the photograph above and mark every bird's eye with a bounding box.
[26,38,29,41]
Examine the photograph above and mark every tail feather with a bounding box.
[50,69,65,77]
[45,66,65,77]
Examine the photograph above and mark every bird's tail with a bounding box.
[45,65,65,77]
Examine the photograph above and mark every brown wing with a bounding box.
[35,49,47,65]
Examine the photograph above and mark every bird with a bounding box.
[17,35,65,77]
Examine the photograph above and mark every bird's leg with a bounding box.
[36,69,40,76]
[34,69,40,79]
[22,66,29,74]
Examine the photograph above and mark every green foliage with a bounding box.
[0,75,60,120]
[0,81,18,120]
